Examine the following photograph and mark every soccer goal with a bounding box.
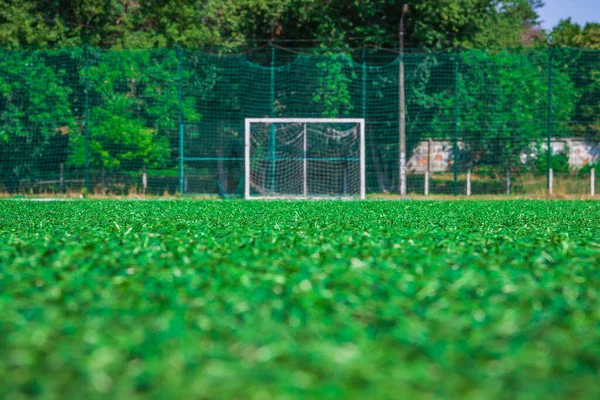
[245,118,365,199]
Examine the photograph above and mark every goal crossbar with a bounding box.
[245,118,366,200]
[246,118,366,124]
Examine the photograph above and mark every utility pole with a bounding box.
[177,45,185,195]
[399,4,409,196]
[84,46,90,193]
[269,24,276,193]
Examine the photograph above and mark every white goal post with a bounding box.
[245,118,366,199]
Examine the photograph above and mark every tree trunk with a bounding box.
[369,136,386,193]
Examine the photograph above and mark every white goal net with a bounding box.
[245,118,365,199]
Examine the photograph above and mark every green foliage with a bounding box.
[577,161,598,177]
[558,57,600,138]
[422,49,577,168]
[0,50,75,190]
[1,200,600,398]
[86,110,168,170]
[552,19,600,49]
[68,49,198,172]
[0,0,67,47]
[0,45,596,194]
[0,0,546,50]
[534,147,571,174]
[313,54,356,117]
[551,21,600,141]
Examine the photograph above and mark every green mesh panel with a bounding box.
[0,46,598,196]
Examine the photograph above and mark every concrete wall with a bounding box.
[408,138,600,173]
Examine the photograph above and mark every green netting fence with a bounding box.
[1,45,599,196]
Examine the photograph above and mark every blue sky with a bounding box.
[538,0,600,30]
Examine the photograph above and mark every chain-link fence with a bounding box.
[0,46,598,196]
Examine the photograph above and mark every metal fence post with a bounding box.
[362,48,367,119]
[142,166,148,195]
[547,46,554,194]
[83,46,90,193]
[467,168,472,196]
[506,158,511,195]
[591,168,595,197]
[453,50,460,196]
[362,48,367,194]
[270,42,276,193]
[177,45,185,194]
[425,138,431,196]
[60,162,64,194]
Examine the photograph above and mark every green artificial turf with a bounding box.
[0,200,599,399]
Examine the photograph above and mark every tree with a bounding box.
[1,0,546,50]
[0,49,76,191]
[0,0,67,47]
[312,54,356,118]
[552,20,600,141]
[552,19,600,49]
[235,0,546,49]
[422,49,576,172]
[68,49,199,190]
